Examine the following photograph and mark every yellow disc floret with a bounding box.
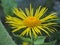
[23,16,40,27]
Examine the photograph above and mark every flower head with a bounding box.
[6,4,58,37]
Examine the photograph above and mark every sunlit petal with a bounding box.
[13,8,27,19]
[30,4,34,16]
[19,8,27,17]
[40,13,57,22]
[50,27,57,31]
[37,26,50,36]
[20,27,30,36]
[25,8,30,16]
[12,26,26,32]
[44,27,54,33]
[34,27,42,35]
[32,28,37,37]
[35,7,48,18]
[34,6,41,17]
[6,16,24,27]
[42,23,57,26]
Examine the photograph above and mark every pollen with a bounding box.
[23,16,40,27]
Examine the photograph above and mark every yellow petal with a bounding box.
[44,27,54,33]
[32,28,37,37]
[12,26,26,32]
[26,28,31,36]
[40,13,57,22]
[19,8,27,17]
[43,23,57,26]
[35,7,47,18]
[39,7,48,18]
[50,27,57,31]
[20,28,30,36]
[38,25,56,33]
[37,26,50,36]
[30,4,34,16]
[44,19,58,22]
[6,16,24,27]
[25,8,30,16]
[34,27,42,35]
[13,8,27,19]
[34,6,41,17]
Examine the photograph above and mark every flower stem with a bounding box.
[31,33,34,45]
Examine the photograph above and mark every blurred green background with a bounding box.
[0,0,60,45]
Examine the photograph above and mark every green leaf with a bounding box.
[0,21,16,45]
[34,36,46,45]
[19,36,32,43]
[1,0,17,15]
[40,40,57,45]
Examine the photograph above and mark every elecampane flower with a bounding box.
[6,4,58,37]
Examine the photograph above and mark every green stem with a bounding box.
[31,37,34,45]
[31,33,34,45]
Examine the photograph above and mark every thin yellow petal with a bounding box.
[9,23,23,28]
[50,27,57,31]
[39,7,48,18]
[43,23,57,26]
[49,28,55,32]
[6,16,24,27]
[30,4,33,16]
[25,8,30,16]
[19,8,27,17]
[33,27,38,34]
[20,28,30,36]
[34,6,41,17]
[44,27,54,33]
[42,24,56,32]
[26,28,31,36]
[12,26,26,32]
[34,27,42,35]
[11,17,22,23]
[35,7,47,18]
[13,8,26,19]
[37,26,50,36]
[32,28,37,37]
[40,13,57,22]
[44,19,58,22]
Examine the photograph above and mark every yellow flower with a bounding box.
[6,4,58,37]
[22,41,29,45]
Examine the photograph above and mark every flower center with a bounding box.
[23,16,40,27]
